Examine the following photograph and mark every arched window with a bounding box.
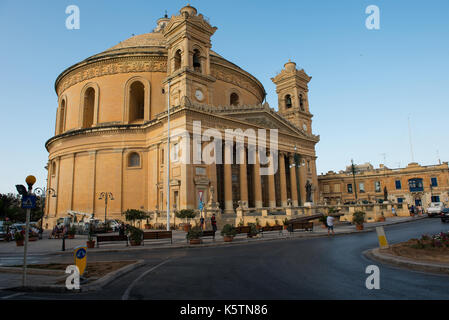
[129,81,145,122]
[128,152,140,168]
[82,87,95,128]
[299,94,304,111]
[193,49,201,72]
[230,93,239,106]
[174,49,181,71]
[58,99,66,134]
[285,94,292,108]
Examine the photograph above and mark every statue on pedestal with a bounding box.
[305,180,312,203]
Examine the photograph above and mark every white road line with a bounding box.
[122,259,172,300]
[2,292,25,300]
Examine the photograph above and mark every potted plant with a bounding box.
[67,226,76,239]
[127,226,143,246]
[319,215,328,229]
[377,211,386,222]
[353,211,366,230]
[15,231,24,246]
[247,223,258,238]
[255,218,262,231]
[29,231,39,241]
[221,224,237,242]
[144,217,151,230]
[186,226,203,245]
[176,209,196,232]
[283,218,289,230]
[122,209,148,227]
[87,224,95,248]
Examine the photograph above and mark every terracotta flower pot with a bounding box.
[129,240,142,246]
[223,235,234,242]
[356,224,364,231]
[377,217,386,222]
[16,240,24,246]
[183,224,191,232]
[189,238,202,245]
[283,225,288,230]
[144,224,151,230]
[86,240,95,248]
[67,234,75,239]
[29,237,38,241]
[321,224,327,229]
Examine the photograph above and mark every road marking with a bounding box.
[2,292,25,300]
[122,259,172,300]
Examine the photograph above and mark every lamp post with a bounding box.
[34,187,57,227]
[351,159,358,203]
[98,192,114,231]
[289,145,302,205]
[166,80,171,231]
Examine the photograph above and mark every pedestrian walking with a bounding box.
[392,207,397,216]
[200,216,205,230]
[326,215,335,236]
[211,214,217,233]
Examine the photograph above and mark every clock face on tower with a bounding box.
[303,123,307,131]
[195,89,204,101]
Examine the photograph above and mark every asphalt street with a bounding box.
[1,217,448,300]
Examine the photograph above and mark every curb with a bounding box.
[363,247,449,276]
[2,259,145,294]
[0,217,426,257]
[0,267,64,276]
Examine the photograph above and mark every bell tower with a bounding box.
[162,5,217,106]
[271,60,313,134]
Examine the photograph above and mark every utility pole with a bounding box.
[351,159,358,203]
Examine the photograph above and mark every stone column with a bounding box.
[279,153,288,207]
[253,152,263,208]
[267,152,276,208]
[289,154,299,206]
[239,148,248,208]
[224,163,233,213]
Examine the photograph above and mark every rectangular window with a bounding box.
[359,182,365,193]
[395,180,401,190]
[431,195,440,202]
[324,185,330,193]
[347,184,353,194]
[333,184,341,193]
[375,181,381,193]
[397,198,404,203]
[173,143,179,162]
[431,177,438,187]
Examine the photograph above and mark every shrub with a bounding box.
[122,209,148,226]
[352,211,365,225]
[127,226,143,242]
[175,209,196,219]
[221,224,237,237]
[248,223,258,236]
[319,215,328,225]
[186,226,202,240]
[14,231,24,241]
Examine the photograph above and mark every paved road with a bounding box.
[2,218,448,300]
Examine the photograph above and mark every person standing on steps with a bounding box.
[211,214,217,233]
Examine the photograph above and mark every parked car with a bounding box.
[0,225,7,241]
[427,202,446,217]
[440,208,449,223]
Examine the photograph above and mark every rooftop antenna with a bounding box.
[437,149,441,165]
[165,10,168,18]
[408,115,415,163]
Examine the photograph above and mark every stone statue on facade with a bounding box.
[305,180,312,203]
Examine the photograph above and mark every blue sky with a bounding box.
[0,0,448,194]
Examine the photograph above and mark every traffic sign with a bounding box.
[21,195,37,209]
[74,246,87,276]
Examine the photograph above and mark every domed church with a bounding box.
[44,5,320,227]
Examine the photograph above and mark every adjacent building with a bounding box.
[318,162,449,208]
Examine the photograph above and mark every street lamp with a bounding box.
[289,145,303,205]
[34,187,57,224]
[98,192,114,230]
[351,159,358,203]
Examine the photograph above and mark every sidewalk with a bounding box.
[0,216,425,258]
